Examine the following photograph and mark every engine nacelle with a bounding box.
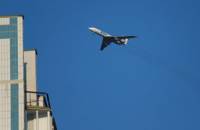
[124,38,128,44]
[120,38,129,44]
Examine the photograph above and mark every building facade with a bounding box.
[0,16,56,130]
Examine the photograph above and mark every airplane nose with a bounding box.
[89,27,94,31]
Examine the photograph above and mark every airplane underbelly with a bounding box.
[114,41,124,45]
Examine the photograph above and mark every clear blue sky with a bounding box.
[1,0,200,129]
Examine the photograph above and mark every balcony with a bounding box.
[25,91,57,130]
[25,91,52,110]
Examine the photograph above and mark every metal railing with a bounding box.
[25,91,51,109]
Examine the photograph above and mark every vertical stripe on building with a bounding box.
[10,17,18,80]
[11,84,19,130]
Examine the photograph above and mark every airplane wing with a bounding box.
[100,37,112,51]
[117,36,137,39]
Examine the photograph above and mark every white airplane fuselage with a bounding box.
[89,27,111,37]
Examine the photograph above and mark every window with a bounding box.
[0,18,10,25]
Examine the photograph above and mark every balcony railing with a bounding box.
[25,91,51,109]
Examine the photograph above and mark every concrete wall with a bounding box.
[24,50,37,92]
[27,111,53,130]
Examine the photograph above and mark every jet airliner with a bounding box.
[89,27,136,51]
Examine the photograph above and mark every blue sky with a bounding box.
[1,0,200,129]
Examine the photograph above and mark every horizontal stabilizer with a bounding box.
[116,36,137,39]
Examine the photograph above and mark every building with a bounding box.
[0,16,57,130]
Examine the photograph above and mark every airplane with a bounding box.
[89,27,137,51]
